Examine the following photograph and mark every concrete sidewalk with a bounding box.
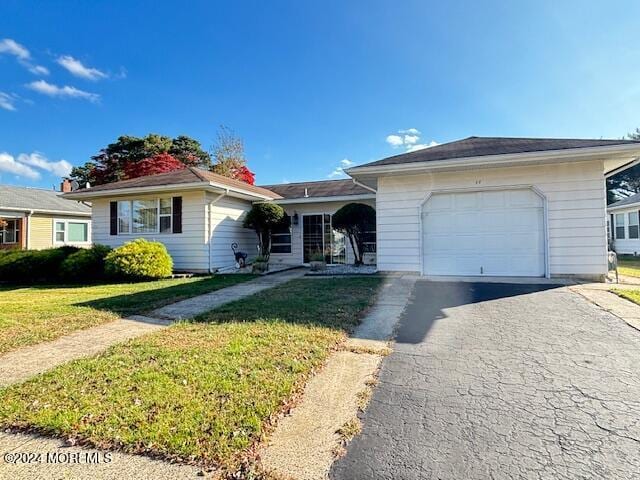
[0,268,305,388]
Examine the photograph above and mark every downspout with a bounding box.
[208,190,229,274]
[26,210,33,250]
[351,178,377,193]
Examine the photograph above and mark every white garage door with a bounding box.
[422,189,545,276]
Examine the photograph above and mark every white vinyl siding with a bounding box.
[206,194,257,271]
[376,160,607,277]
[92,191,209,272]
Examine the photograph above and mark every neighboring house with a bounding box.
[64,136,640,280]
[0,183,92,250]
[607,192,640,255]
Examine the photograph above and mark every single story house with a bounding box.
[0,183,92,250]
[607,192,640,255]
[63,136,640,280]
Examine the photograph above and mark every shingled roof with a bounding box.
[0,185,91,215]
[67,167,280,199]
[260,179,372,200]
[358,136,640,168]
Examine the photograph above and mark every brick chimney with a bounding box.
[60,178,72,193]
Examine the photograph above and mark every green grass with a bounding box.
[617,257,640,278]
[0,277,382,469]
[0,275,256,355]
[612,288,640,305]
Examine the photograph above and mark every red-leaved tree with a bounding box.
[234,165,256,185]
[123,153,186,180]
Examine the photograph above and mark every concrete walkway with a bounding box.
[261,274,417,480]
[0,268,305,388]
[151,268,305,320]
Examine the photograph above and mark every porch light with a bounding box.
[292,212,299,225]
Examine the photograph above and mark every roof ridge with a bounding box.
[260,178,354,187]
[188,166,210,182]
[0,184,60,192]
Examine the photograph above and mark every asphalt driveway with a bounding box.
[330,281,640,480]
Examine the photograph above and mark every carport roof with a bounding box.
[356,136,640,168]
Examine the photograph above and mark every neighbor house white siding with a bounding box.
[376,160,607,278]
[206,193,257,271]
[609,205,640,255]
[270,199,376,266]
[92,190,209,272]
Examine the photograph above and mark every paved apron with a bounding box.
[331,281,640,480]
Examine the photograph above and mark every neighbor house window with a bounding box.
[117,198,171,234]
[629,212,639,239]
[271,217,292,254]
[54,219,89,244]
[0,219,19,244]
[615,213,626,239]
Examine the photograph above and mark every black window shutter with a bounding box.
[110,201,118,235]
[172,197,182,233]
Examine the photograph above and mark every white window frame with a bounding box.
[0,219,19,245]
[117,197,172,235]
[53,219,91,245]
[629,211,640,239]
[615,213,626,240]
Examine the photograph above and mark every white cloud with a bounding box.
[17,152,72,177]
[28,64,49,75]
[0,38,29,59]
[385,134,404,147]
[386,128,438,152]
[399,128,421,135]
[406,141,439,153]
[26,80,100,102]
[340,159,354,167]
[57,55,107,80]
[0,38,48,75]
[0,152,40,180]
[328,158,353,178]
[0,92,16,111]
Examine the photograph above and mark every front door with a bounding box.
[303,214,346,264]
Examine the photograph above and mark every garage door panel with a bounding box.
[423,189,545,277]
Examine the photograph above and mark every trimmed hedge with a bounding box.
[0,246,79,283]
[60,244,112,282]
[105,239,173,280]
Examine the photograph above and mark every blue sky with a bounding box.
[1,0,640,189]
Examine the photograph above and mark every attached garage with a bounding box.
[421,188,545,277]
[346,136,640,280]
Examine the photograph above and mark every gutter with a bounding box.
[0,207,91,217]
[63,181,276,202]
[208,190,229,273]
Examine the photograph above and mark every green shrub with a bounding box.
[105,239,173,280]
[60,244,112,282]
[0,246,79,283]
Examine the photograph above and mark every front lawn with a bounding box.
[617,257,640,278]
[0,275,255,355]
[612,288,640,305]
[0,277,382,471]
